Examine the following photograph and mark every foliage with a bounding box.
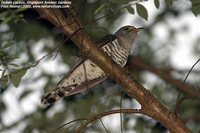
[190,0,200,16]
[136,3,148,20]
[0,0,200,133]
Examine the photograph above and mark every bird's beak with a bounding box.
[136,27,144,32]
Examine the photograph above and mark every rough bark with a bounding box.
[33,7,191,133]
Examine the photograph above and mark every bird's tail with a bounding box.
[41,76,107,105]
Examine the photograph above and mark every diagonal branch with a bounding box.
[32,4,191,133]
[128,56,200,98]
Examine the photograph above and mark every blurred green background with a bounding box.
[0,0,200,132]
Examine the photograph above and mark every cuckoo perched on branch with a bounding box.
[42,25,143,105]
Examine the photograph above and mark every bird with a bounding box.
[41,25,143,105]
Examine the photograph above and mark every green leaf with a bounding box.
[0,101,6,112]
[19,90,32,100]
[0,70,9,88]
[136,4,148,21]
[111,0,132,4]
[11,75,21,88]
[0,12,8,20]
[0,48,3,55]
[190,0,200,16]
[94,3,107,14]
[7,55,19,60]
[1,69,7,78]
[126,6,135,14]
[2,41,15,49]
[2,16,14,24]
[190,0,200,4]
[10,69,27,88]
[16,8,28,13]
[154,0,160,9]
[192,5,200,16]
[165,0,172,6]
[9,63,20,67]
[0,78,8,88]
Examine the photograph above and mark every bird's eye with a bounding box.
[125,27,130,31]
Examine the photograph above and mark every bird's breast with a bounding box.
[101,39,129,67]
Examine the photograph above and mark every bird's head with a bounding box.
[114,25,143,49]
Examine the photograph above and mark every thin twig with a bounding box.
[68,8,110,133]
[32,5,192,133]
[74,109,142,133]
[0,47,58,80]
[99,116,109,133]
[52,118,88,133]
[120,94,124,133]
[175,58,200,114]
[83,2,141,26]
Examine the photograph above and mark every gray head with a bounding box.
[114,25,143,50]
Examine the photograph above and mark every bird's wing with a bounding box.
[96,34,117,47]
[42,35,116,105]
[42,58,107,105]
[55,34,116,87]
[55,34,116,86]
[58,76,107,97]
[56,58,85,85]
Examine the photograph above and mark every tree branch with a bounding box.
[32,4,191,133]
[127,56,200,98]
[74,109,142,133]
